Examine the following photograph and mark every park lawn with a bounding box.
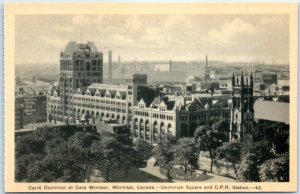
[159,167,213,181]
[90,167,164,182]
[110,168,165,182]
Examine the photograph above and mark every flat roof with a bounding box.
[254,100,289,124]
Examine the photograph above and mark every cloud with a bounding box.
[72,15,103,25]
[139,27,162,46]
[164,15,189,29]
[54,25,73,32]
[261,16,285,25]
[16,15,289,64]
[203,18,258,46]
[111,33,135,46]
[125,15,141,31]
[38,35,68,49]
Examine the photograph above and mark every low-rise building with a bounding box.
[132,95,231,143]
[15,94,47,130]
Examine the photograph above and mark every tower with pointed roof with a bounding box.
[230,71,254,141]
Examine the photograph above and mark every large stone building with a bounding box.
[47,41,232,142]
[47,73,147,126]
[132,95,231,143]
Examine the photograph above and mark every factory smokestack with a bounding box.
[108,50,112,81]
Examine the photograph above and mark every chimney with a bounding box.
[108,50,112,81]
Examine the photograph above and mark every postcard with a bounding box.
[4,3,298,192]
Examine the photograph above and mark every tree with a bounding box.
[173,138,198,174]
[212,119,230,142]
[134,139,153,162]
[251,121,289,154]
[66,131,101,182]
[15,153,44,182]
[153,133,177,180]
[237,121,289,182]
[91,137,123,181]
[194,125,222,172]
[15,134,45,158]
[238,140,275,182]
[215,142,241,178]
[237,152,259,182]
[259,153,289,182]
[15,126,101,182]
[114,127,137,176]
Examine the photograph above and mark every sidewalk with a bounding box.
[140,158,236,182]
[139,157,168,180]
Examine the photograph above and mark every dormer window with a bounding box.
[139,104,144,108]
[106,94,111,98]
[160,107,166,111]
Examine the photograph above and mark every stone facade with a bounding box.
[230,71,254,141]
[47,41,231,142]
[133,95,231,143]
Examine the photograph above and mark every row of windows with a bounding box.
[71,105,126,113]
[75,78,101,83]
[135,111,149,117]
[74,60,102,67]
[138,105,167,112]
[49,100,60,104]
[179,112,229,121]
[152,113,173,120]
[133,127,172,140]
[60,72,73,77]
[62,60,101,71]
[73,97,127,106]
[76,72,102,77]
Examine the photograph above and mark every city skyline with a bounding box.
[16,14,289,66]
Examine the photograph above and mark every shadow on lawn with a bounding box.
[160,168,214,181]
[110,168,167,182]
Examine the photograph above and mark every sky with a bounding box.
[15,14,289,65]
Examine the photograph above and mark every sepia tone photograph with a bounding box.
[4,3,298,192]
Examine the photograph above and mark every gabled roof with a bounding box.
[138,98,146,106]
[76,88,82,94]
[159,100,167,107]
[85,88,91,95]
[119,91,127,99]
[53,90,58,97]
[204,103,210,109]
[108,90,117,98]
[149,96,176,110]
